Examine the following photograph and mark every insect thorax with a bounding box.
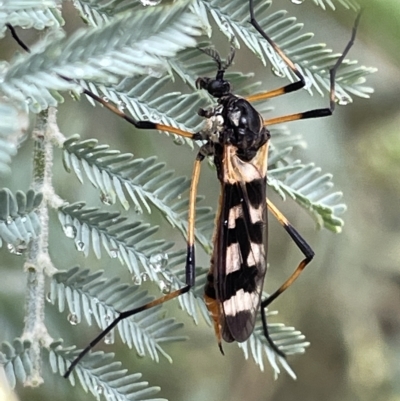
[198,94,270,162]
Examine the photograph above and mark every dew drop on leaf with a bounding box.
[104,330,115,345]
[63,224,77,238]
[75,241,85,252]
[7,241,26,255]
[337,95,352,106]
[173,136,185,146]
[271,66,285,78]
[159,280,172,295]
[140,0,161,5]
[67,313,79,325]
[109,248,119,258]
[100,192,113,205]
[149,252,168,272]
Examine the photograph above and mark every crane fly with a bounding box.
[7,1,362,377]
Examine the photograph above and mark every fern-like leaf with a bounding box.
[0,4,202,112]
[193,0,375,100]
[57,200,211,324]
[50,267,185,363]
[0,102,26,176]
[268,161,346,232]
[310,0,359,11]
[62,135,215,251]
[72,0,156,27]
[0,1,63,35]
[49,341,167,401]
[238,310,309,378]
[0,188,43,250]
[0,338,32,388]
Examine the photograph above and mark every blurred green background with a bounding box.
[1,0,400,400]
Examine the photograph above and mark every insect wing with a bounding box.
[214,145,268,342]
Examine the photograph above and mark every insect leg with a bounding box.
[64,153,204,378]
[246,0,307,103]
[263,199,314,308]
[6,24,197,140]
[259,199,314,356]
[262,11,362,126]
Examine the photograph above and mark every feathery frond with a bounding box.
[49,341,167,401]
[0,102,26,176]
[0,0,63,35]
[310,0,359,11]
[0,4,202,112]
[239,312,310,377]
[62,135,215,251]
[0,0,376,397]
[57,201,212,324]
[268,160,346,232]
[193,0,375,100]
[0,338,32,388]
[50,267,185,363]
[0,188,42,250]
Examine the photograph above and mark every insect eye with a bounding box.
[196,77,231,98]
[209,80,231,97]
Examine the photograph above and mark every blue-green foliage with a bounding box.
[0,0,375,400]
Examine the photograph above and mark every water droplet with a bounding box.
[150,111,160,122]
[46,292,52,303]
[141,272,149,282]
[173,136,185,146]
[75,241,85,252]
[177,194,182,199]
[99,57,112,67]
[291,0,304,3]
[104,330,114,344]
[140,0,161,5]
[68,313,79,325]
[102,96,109,103]
[271,66,285,78]
[63,224,77,238]
[337,95,352,106]
[69,91,79,101]
[159,280,171,294]
[117,101,125,111]
[109,248,119,258]
[149,252,168,272]
[134,206,142,214]
[6,216,13,225]
[145,67,163,78]
[21,216,27,223]
[74,67,84,78]
[8,240,27,255]
[133,275,141,285]
[100,192,112,205]
[96,385,103,395]
[304,77,312,90]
